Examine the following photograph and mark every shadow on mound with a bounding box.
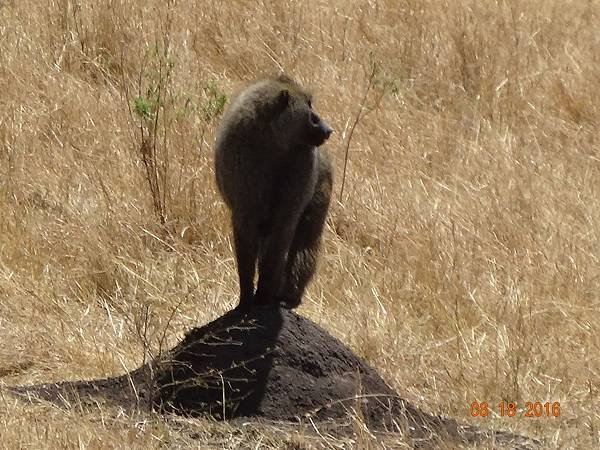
[8,307,538,449]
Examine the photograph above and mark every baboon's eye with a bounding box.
[307,100,312,108]
[309,111,320,125]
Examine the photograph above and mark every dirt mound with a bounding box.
[8,307,538,448]
[154,307,444,430]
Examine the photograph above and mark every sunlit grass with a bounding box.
[0,0,598,447]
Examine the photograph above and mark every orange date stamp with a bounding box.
[470,401,561,418]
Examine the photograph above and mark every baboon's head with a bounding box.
[266,75,333,149]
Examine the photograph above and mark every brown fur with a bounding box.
[215,75,333,310]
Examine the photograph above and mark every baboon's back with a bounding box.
[214,80,277,210]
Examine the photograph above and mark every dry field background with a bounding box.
[1,0,599,448]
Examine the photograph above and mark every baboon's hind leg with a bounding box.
[233,221,258,311]
[280,153,333,309]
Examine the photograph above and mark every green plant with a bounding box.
[202,80,227,123]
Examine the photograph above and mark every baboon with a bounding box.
[215,74,333,310]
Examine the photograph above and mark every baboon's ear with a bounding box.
[278,89,290,108]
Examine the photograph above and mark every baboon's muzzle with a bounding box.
[309,111,333,146]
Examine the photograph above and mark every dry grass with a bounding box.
[1,0,599,448]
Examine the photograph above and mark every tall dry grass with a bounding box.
[0,0,599,448]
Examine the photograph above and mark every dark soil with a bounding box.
[8,307,538,449]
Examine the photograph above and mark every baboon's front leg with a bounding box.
[255,153,317,306]
[280,153,332,308]
[254,220,297,306]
